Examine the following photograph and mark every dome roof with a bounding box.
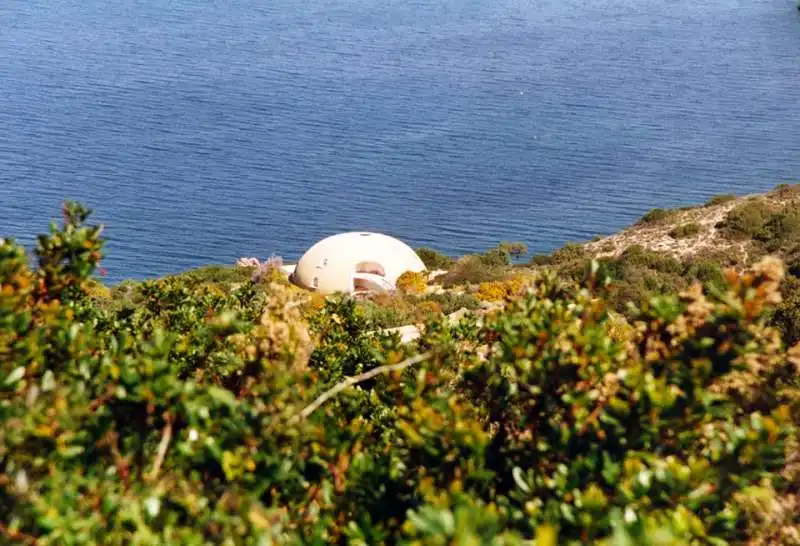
[291,232,426,294]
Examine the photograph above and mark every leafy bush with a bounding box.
[705,193,738,207]
[497,241,528,259]
[396,270,427,295]
[758,205,800,251]
[479,248,512,267]
[415,300,443,318]
[637,208,673,225]
[416,247,455,270]
[357,292,416,328]
[179,264,255,285]
[550,242,588,264]
[530,243,589,279]
[723,199,775,239]
[683,259,726,291]
[251,255,286,284]
[462,260,797,544]
[722,200,800,252]
[419,290,480,315]
[770,275,800,347]
[1,202,798,545]
[619,245,683,274]
[437,256,508,288]
[357,290,479,329]
[549,247,729,320]
[453,243,530,270]
[529,253,553,266]
[782,244,800,278]
[669,222,702,239]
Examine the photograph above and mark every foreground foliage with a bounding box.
[1,204,799,545]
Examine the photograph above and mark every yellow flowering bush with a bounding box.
[476,276,526,302]
[396,270,428,295]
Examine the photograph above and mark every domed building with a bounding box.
[290,232,426,294]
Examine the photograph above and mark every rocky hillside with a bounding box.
[583,183,800,266]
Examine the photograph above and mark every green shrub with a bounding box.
[669,222,702,239]
[637,207,673,225]
[723,199,775,239]
[459,243,530,270]
[705,193,738,207]
[783,244,800,278]
[550,242,587,264]
[417,291,480,314]
[310,296,405,380]
[357,291,480,330]
[619,245,683,274]
[560,248,730,319]
[497,241,528,259]
[459,260,796,543]
[722,199,800,252]
[529,253,553,266]
[416,247,455,270]
[437,256,508,287]
[531,243,588,278]
[479,247,512,267]
[758,204,800,251]
[177,264,255,284]
[357,295,415,329]
[770,275,800,347]
[683,259,726,291]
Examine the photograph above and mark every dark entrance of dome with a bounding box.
[353,261,392,292]
[355,261,385,276]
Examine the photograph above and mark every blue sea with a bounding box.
[1,0,799,282]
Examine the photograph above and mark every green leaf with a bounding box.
[513,467,531,494]
[42,370,56,391]
[4,366,25,386]
[208,386,237,409]
[60,445,85,458]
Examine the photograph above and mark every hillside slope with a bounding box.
[583,183,800,265]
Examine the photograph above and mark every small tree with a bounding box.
[416,247,455,270]
[498,241,529,258]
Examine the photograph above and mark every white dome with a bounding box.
[291,232,426,294]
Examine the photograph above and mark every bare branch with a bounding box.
[147,417,173,482]
[292,352,431,422]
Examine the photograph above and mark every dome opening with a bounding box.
[355,261,385,276]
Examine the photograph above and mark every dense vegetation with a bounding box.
[529,185,800,347]
[2,202,800,544]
